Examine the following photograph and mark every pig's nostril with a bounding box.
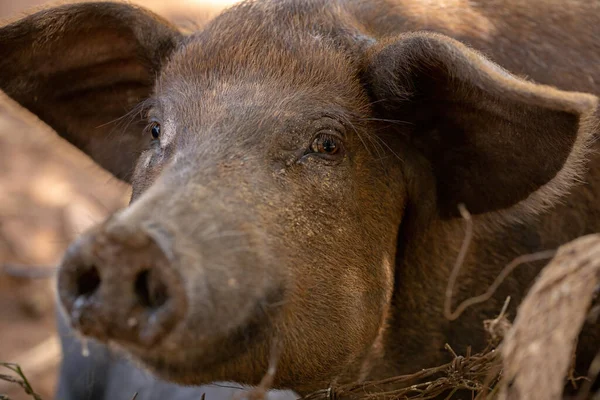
[76,266,101,298]
[134,269,169,309]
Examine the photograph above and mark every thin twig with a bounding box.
[444,204,473,320]
[0,363,42,400]
[444,204,556,320]
[483,296,512,344]
[576,350,600,400]
[447,250,556,321]
[235,339,281,400]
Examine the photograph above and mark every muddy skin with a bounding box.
[1,0,599,396]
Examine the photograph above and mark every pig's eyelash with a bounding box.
[104,97,160,139]
[142,121,159,135]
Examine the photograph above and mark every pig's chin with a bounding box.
[127,319,271,386]
[115,295,279,386]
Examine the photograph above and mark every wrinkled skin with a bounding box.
[1,0,600,398]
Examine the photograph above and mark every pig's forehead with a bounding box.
[157,1,365,95]
[153,0,375,120]
[159,36,355,90]
[155,41,366,122]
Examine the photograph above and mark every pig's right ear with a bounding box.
[0,3,182,182]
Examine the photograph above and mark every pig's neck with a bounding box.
[372,181,599,383]
[359,216,541,381]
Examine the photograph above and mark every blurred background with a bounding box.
[0,1,237,399]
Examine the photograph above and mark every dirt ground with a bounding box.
[0,1,235,399]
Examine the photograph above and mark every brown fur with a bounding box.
[1,0,599,396]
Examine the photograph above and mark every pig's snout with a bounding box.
[57,221,187,348]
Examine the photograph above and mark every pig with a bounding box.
[1,0,599,398]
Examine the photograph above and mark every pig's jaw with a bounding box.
[112,284,285,387]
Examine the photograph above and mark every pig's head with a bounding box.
[0,1,597,393]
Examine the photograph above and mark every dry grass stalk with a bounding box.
[499,234,600,400]
[0,363,42,400]
[300,343,502,400]
[234,339,282,400]
[444,204,556,321]
[300,300,512,400]
[0,336,60,396]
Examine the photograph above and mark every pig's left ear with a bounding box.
[0,3,182,182]
[365,32,598,218]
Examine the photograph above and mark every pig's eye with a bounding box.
[150,122,161,140]
[310,133,342,156]
[145,121,161,142]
